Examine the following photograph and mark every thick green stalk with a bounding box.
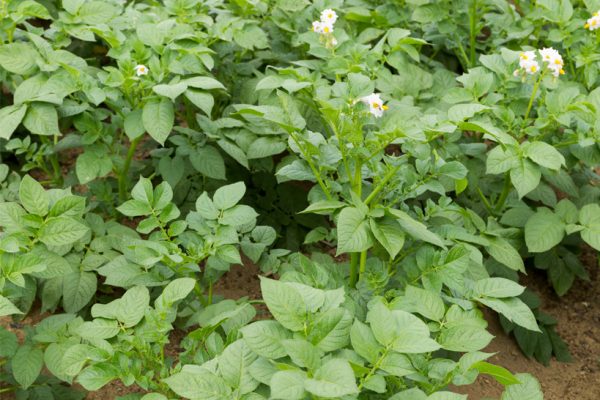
[364,164,401,206]
[118,136,142,202]
[494,172,512,213]
[469,0,478,66]
[349,253,359,288]
[359,250,367,275]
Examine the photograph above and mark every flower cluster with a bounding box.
[539,47,564,77]
[312,9,338,47]
[513,48,564,78]
[585,11,600,30]
[360,93,388,118]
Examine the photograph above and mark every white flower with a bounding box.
[320,9,338,24]
[134,64,148,76]
[312,21,323,33]
[360,93,388,118]
[539,48,564,77]
[320,21,334,34]
[514,51,539,76]
[585,12,600,30]
[331,37,338,46]
[519,51,536,69]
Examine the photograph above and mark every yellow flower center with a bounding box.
[328,13,333,18]
[530,65,537,72]
[323,26,330,33]
[560,69,565,75]
[372,102,381,109]
[585,23,590,28]
[382,105,389,110]
[554,59,562,65]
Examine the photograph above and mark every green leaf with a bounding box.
[38,216,89,246]
[124,109,145,140]
[389,209,446,248]
[281,339,321,370]
[219,339,259,394]
[19,175,49,216]
[23,102,60,136]
[185,89,214,116]
[190,145,226,180]
[579,204,600,251]
[524,208,565,252]
[63,271,97,313]
[0,328,18,357]
[213,182,246,209]
[196,192,219,219]
[336,207,372,254]
[12,345,43,389]
[184,76,226,90]
[304,359,359,397]
[91,286,149,328]
[404,285,445,321]
[0,104,27,139]
[48,196,86,218]
[260,277,306,331]
[501,373,543,400]
[307,308,352,352]
[221,205,258,226]
[117,199,152,217]
[0,295,23,317]
[350,320,383,364]
[77,364,119,391]
[0,42,38,75]
[486,146,519,174]
[485,236,524,272]
[510,159,541,198]
[300,201,346,215]
[367,301,440,353]
[474,278,525,298]
[143,97,174,145]
[438,326,494,352]
[473,361,521,386]
[247,137,287,159]
[370,217,405,259]
[447,103,489,122]
[523,141,565,171]
[270,370,307,400]
[155,278,196,309]
[152,82,188,101]
[241,320,291,359]
[163,368,231,400]
[478,297,540,332]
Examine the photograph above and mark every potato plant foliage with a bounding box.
[0,0,598,398]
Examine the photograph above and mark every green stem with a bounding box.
[349,253,359,288]
[358,346,391,390]
[207,280,213,305]
[521,70,546,133]
[469,0,478,66]
[364,164,401,206]
[289,132,333,200]
[494,172,511,213]
[118,136,142,202]
[359,250,367,275]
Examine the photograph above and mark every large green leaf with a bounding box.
[304,359,359,398]
[0,295,23,317]
[336,207,372,254]
[524,208,565,252]
[241,320,291,359]
[12,345,43,389]
[370,217,405,259]
[163,368,231,400]
[0,104,27,140]
[579,204,600,251]
[142,97,174,144]
[38,217,89,246]
[19,175,49,216]
[259,277,306,331]
[389,209,446,248]
[510,159,541,198]
[218,339,259,394]
[23,102,60,136]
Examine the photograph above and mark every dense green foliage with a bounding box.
[1,0,599,398]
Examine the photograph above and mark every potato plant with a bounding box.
[0,0,598,398]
